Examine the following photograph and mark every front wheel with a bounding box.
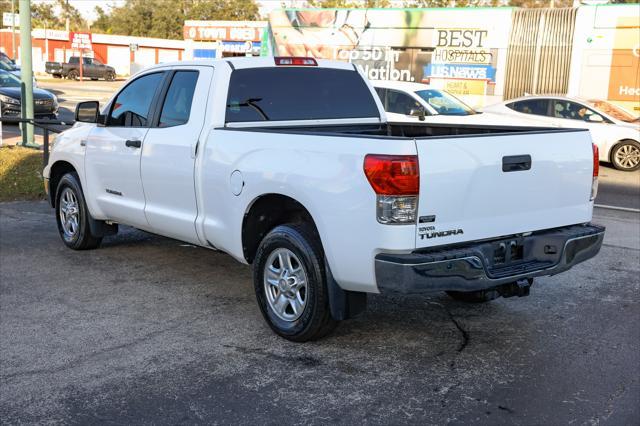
[55,173,102,250]
[253,224,337,342]
[105,71,115,81]
[611,140,640,171]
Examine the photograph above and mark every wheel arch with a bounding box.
[48,160,77,207]
[241,193,321,264]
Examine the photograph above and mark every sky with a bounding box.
[32,0,304,22]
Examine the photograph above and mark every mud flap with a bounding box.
[324,259,367,321]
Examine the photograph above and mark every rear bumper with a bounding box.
[375,223,605,294]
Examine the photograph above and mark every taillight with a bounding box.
[591,143,599,201]
[364,154,419,224]
[274,57,318,66]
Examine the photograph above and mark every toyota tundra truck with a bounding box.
[43,57,605,341]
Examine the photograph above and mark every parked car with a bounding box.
[43,57,604,341]
[484,95,640,171]
[45,56,116,81]
[0,69,57,118]
[372,80,542,126]
[0,59,37,87]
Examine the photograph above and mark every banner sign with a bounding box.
[70,32,92,50]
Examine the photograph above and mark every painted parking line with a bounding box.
[594,204,640,213]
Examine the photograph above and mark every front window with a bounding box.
[0,70,21,88]
[551,100,605,123]
[586,99,638,123]
[415,89,475,116]
[108,72,163,127]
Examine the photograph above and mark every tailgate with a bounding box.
[415,129,594,248]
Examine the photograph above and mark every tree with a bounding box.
[91,6,113,34]
[93,0,260,39]
[0,0,87,31]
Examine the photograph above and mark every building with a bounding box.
[0,29,185,76]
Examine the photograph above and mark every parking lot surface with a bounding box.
[1,201,638,424]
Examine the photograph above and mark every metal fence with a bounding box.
[504,7,578,100]
[0,117,73,167]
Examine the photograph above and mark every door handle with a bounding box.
[502,155,531,172]
[125,139,141,148]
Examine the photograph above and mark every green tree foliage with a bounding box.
[0,0,87,30]
[90,0,260,39]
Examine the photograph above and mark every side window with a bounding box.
[108,72,163,127]
[508,99,549,116]
[387,90,422,115]
[158,71,199,128]
[83,57,91,65]
[551,100,601,122]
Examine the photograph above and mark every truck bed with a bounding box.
[220,121,570,139]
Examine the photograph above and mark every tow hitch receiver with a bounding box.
[499,278,533,298]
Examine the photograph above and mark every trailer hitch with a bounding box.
[498,278,533,298]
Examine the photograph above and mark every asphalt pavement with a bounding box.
[0,201,638,424]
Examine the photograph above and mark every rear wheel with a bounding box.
[253,224,337,342]
[446,289,500,303]
[67,69,79,80]
[55,173,102,250]
[611,140,640,171]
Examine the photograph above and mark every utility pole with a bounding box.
[11,0,16,60]
[19,0,35,147]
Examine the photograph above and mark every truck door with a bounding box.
[84,71,166,229]
[140,66,213,244]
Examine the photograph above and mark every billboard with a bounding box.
[268,8,513,106]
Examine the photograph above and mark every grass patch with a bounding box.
[0,146,46,202]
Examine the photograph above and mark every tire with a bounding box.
[253,223,338,342]
[105,71,115,81]
[611,140,640,171]
[446,288,501,303]
[55,172,102,250]
[67,69,79,80]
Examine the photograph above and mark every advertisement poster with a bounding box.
[268,8,512,106]
[607,16,640,112]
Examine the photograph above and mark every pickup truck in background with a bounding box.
[45,56,116,81]
[43,57,605,341]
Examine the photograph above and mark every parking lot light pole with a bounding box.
[19,0,35,147]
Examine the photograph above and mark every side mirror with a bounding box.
[75,101,99,123]
[409,107,426,121]
[587,114,604,123]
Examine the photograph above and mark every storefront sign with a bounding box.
[183,21,266,42]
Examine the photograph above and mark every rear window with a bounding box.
[225,67,380,123]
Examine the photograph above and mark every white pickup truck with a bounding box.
[44,57,605,341]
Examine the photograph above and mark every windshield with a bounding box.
[0,70,21,88]
[415,89,476,115]
[586,99,638,123]
[0,61,16,72]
